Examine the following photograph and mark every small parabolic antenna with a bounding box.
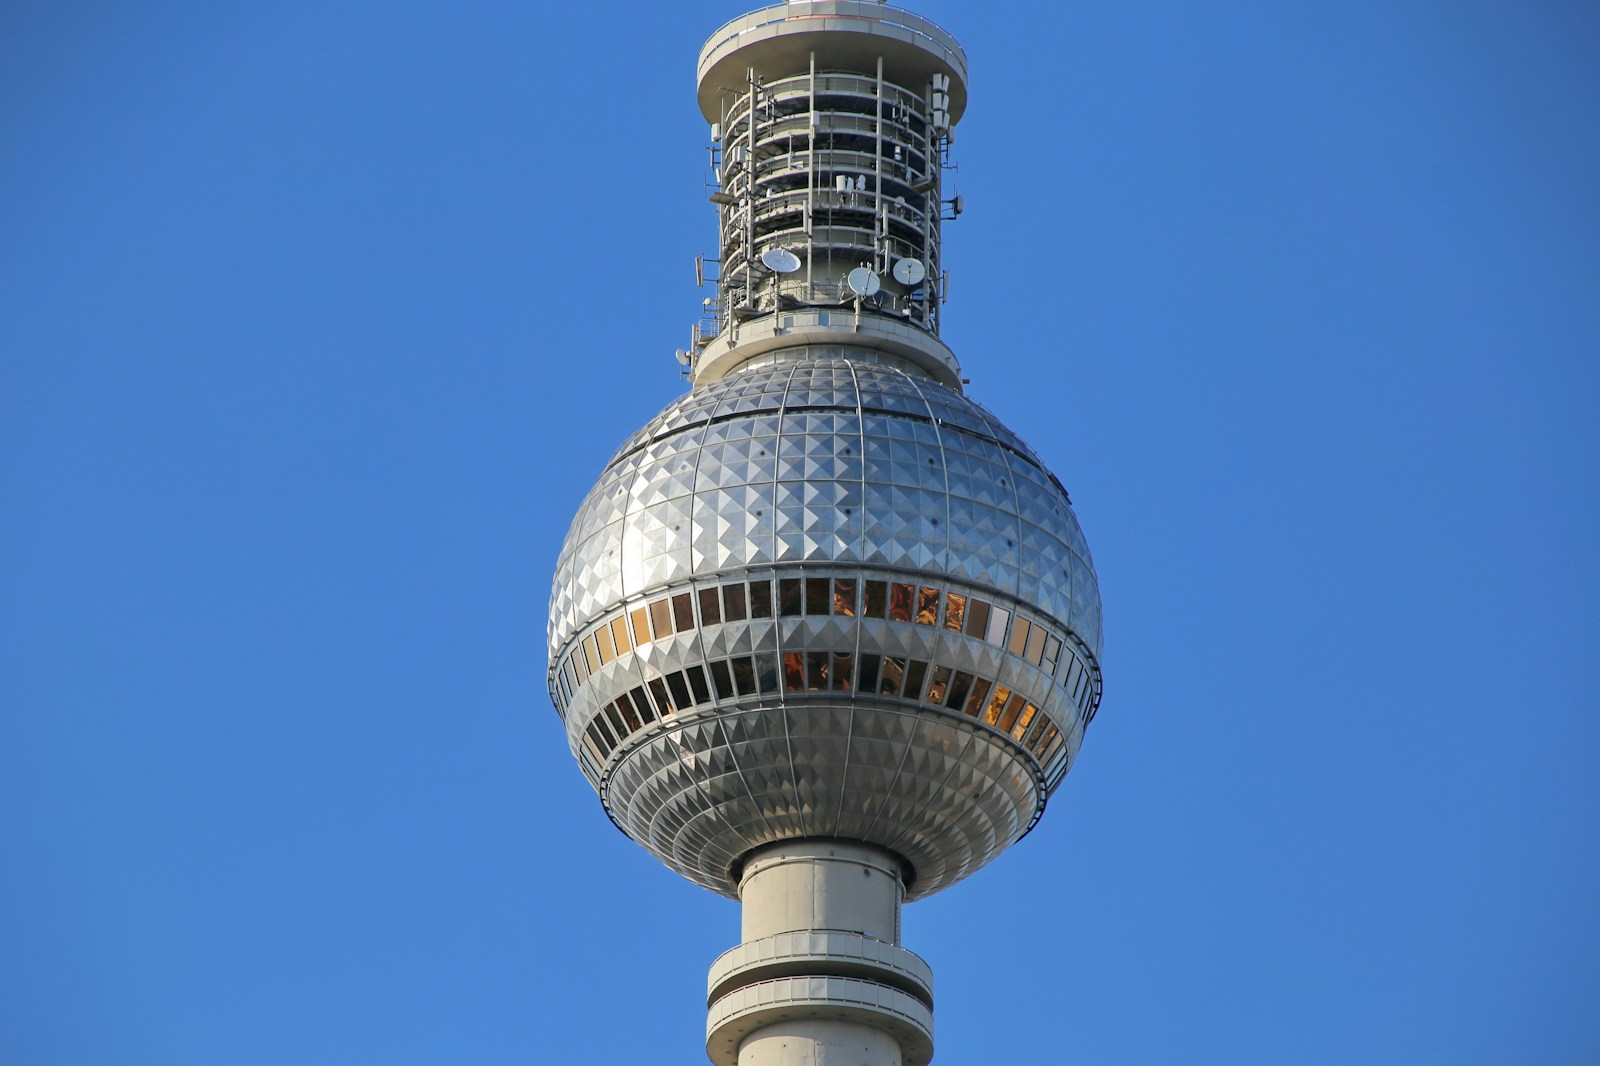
[892,258,927,287]
[846,266,881,297]
[761,248,802,274]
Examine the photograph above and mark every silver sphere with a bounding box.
[548,352,1102,900]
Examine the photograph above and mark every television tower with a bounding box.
[548,3,1103,1062]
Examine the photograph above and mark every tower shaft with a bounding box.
[707,841,933,1066]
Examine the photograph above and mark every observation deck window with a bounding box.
[666,672,693,710]
[879,656,905,696]
[723,582,748,622]
[915,587,940,626]
[780,578,804,617]
[806,651,830,691]
[672,593,695,632]
[903,660,929,701]
[710,660,736,701]
[863,580,888,618]
[858,653,881,693]
[731,657,757,697]
[806,578,830,616]
[946,671,973,711]
[650,599,673,639]
[983,685,1011,726]
[943,592,966,632]
[686,665,712,705]
[749,579,774,619]
[783,651,806,691]
[888,583,915,622]
[831,652,854,692]
[699,588,722,627]
[1007,617,1031,658]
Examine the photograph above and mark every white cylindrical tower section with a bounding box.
[706,841,934,1066]
[740,841,903,944]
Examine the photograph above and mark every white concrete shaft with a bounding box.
[739,1020,901,1066]
[724,842,912,1066]
[739,841,903,944]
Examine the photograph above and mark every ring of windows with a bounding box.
[571,647,1070,791]
[551,572,1099,723]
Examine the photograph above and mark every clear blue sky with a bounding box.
[3,2,1596,1063]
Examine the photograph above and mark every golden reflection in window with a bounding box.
[610,616,632,656]
[750,579,774,619]
[997,693,1026,733]
[1022,710,1050,748]
[649,598,672,639]
[903,660,928,700]
[864,580,888,618]
[581,731,606,765]
[806,578,829,615]
[833,578,857,617]
[723,582,747,622]
[671,592,695,632]
[596,626,616,665]
[965,598,990,639]
[630,607,650,647]
[1008,617,1031,658]
[1038,724,1065,763]
[782,650,805,691]
[1025,625,1047,665]
[986,605,1011,646]
[984,684,1011,725]
[879,656,905,696]
[699,587,721,626]
[926,665,952,705]
[831,652,853,691]
[888,583,914,622]
[964,677,991,717]
[582,638,600,674]
[915,587,940,626]
[1012,703,1038,741]
[944,592,966,632]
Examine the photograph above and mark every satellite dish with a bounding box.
[674,349,691,366]
[846,267,881,297]
[892,258,927,286]
[761,248,801,274]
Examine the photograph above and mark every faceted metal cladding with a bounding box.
[548,352,1102,900]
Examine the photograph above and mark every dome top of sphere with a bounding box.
[550,354,1101,663]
